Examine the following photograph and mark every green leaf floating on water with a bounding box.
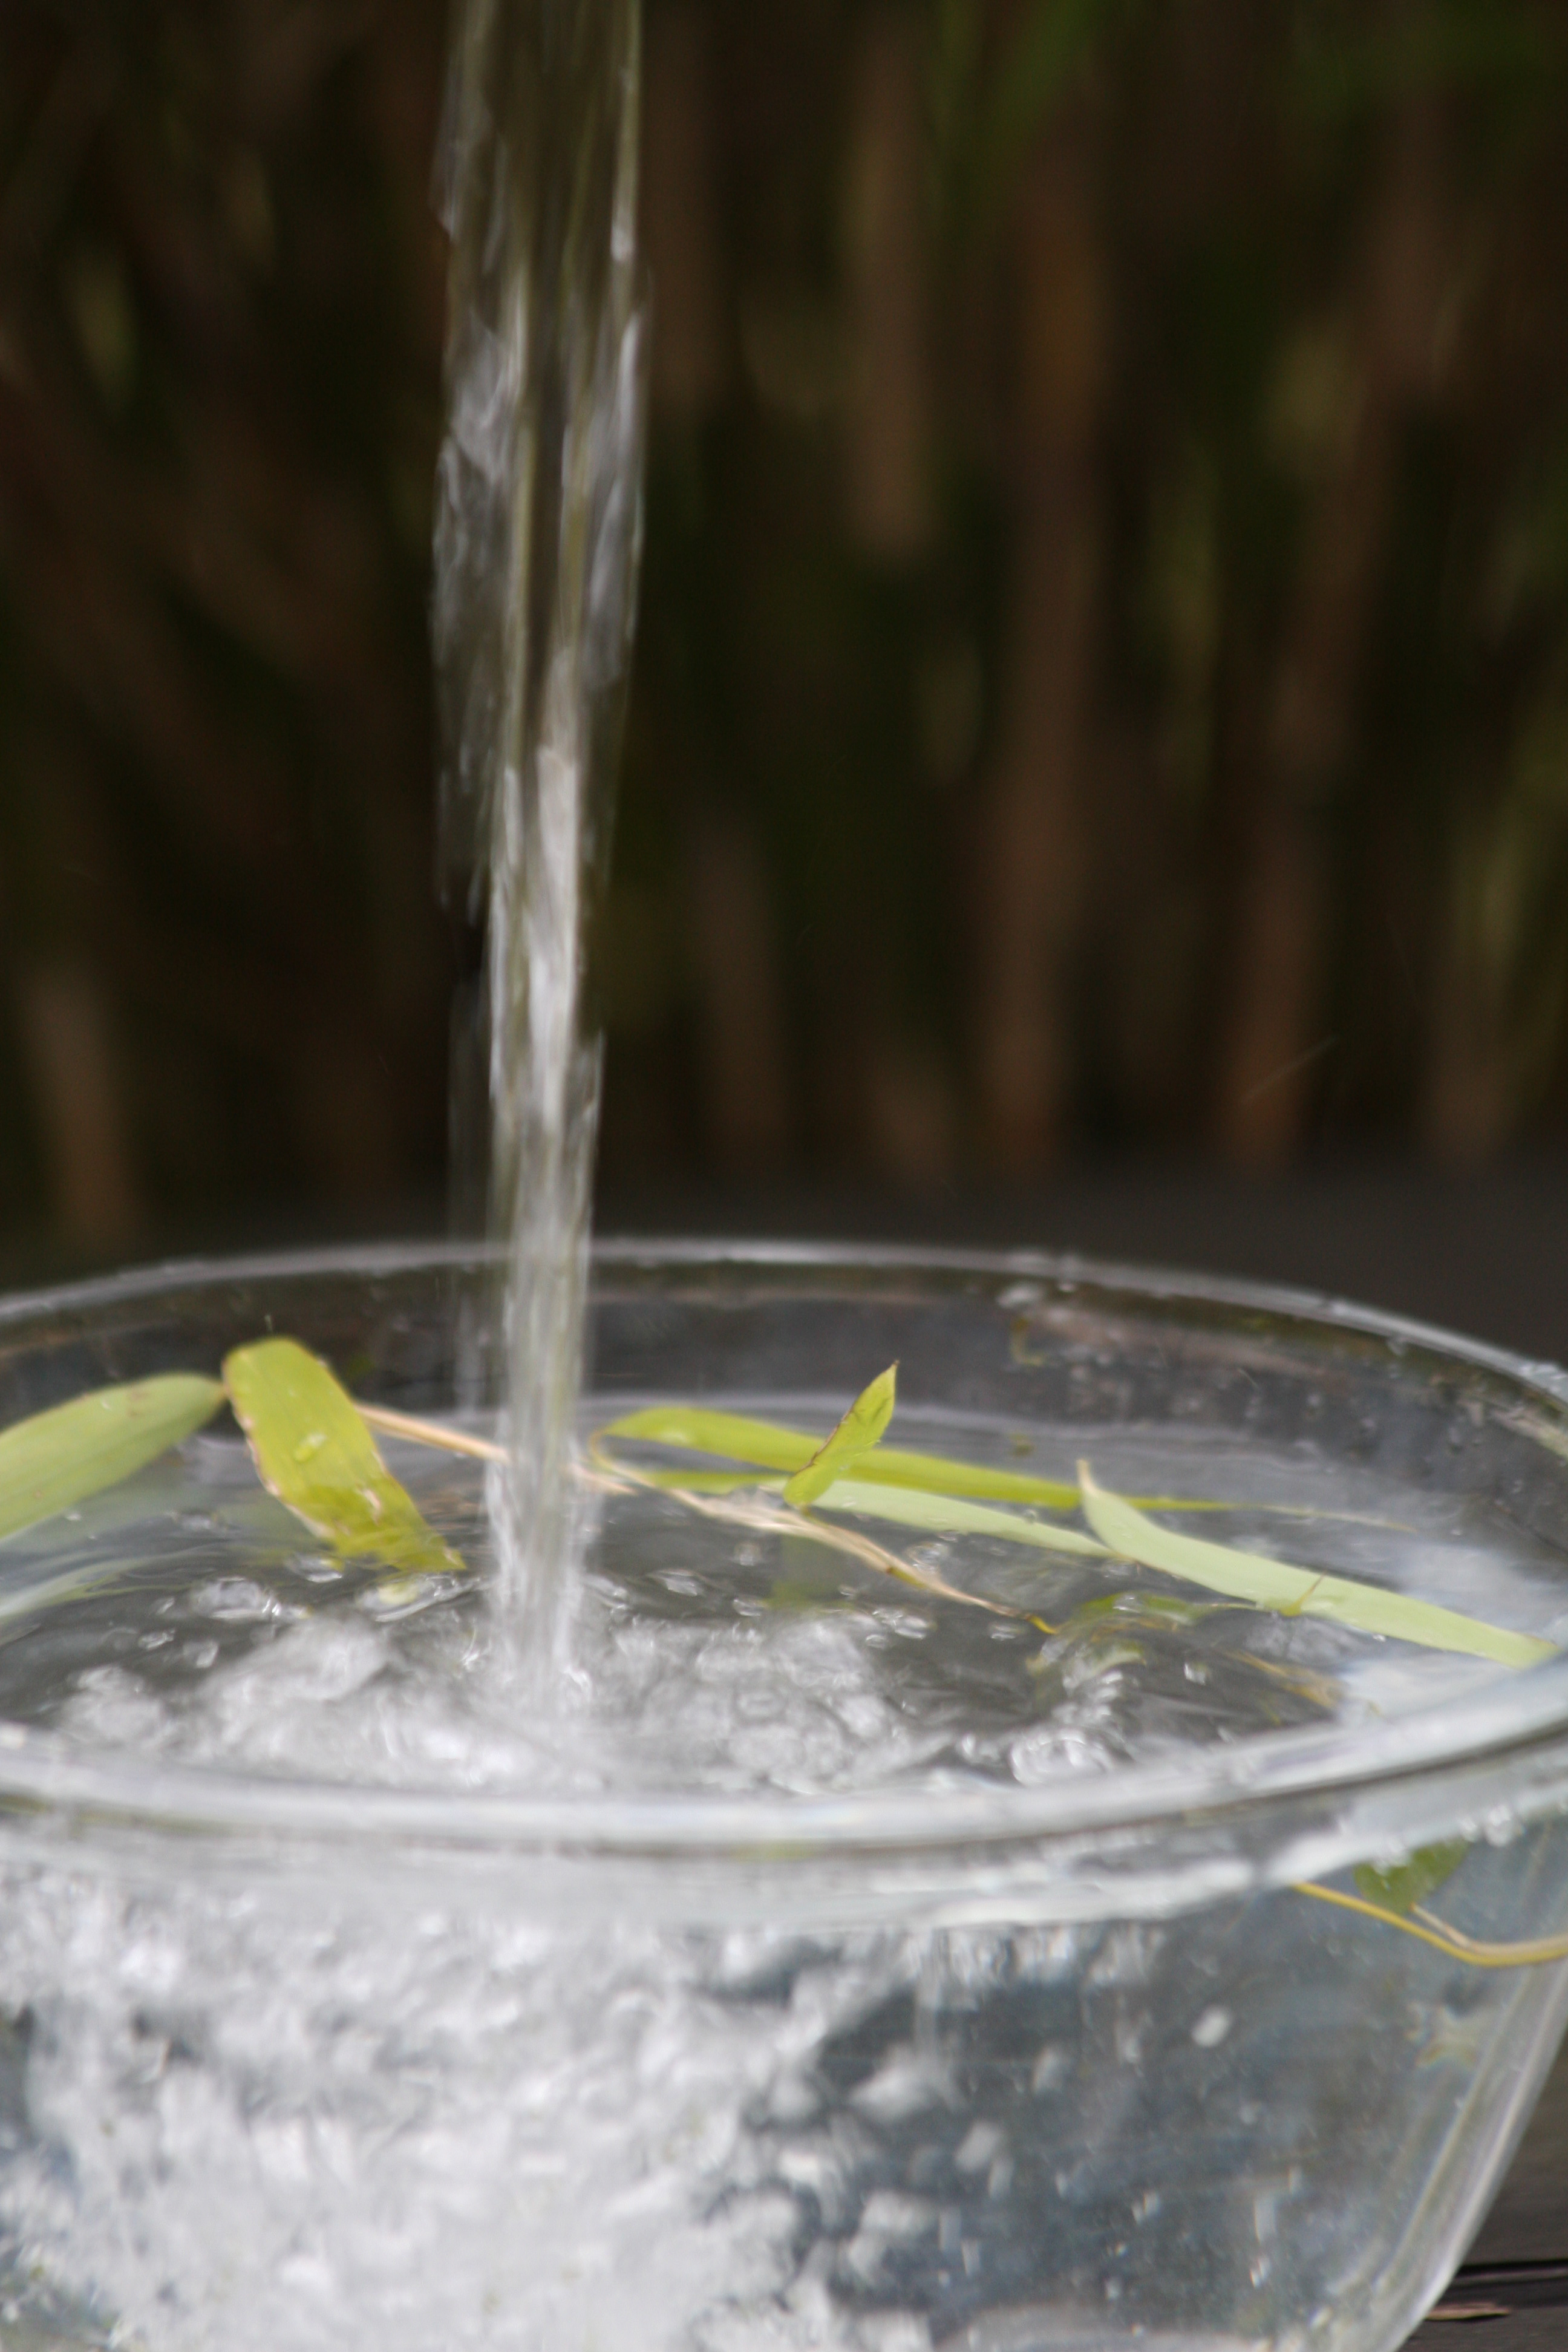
[603,1405,814,1474]
[601,1408,1320,1520]
[1077,1463,1555,1669]
[223,1338,464,1581]
[603,1402,1082,1511]
[0,1374,224,1545]
[1354,1840,1469,1916]
[782,1364,898,1508]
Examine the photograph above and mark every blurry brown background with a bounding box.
[4,0,1568,1290]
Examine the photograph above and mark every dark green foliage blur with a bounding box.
[3,0,1568,1256]
[0,0,451,1248]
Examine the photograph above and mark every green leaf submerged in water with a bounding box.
[0,1374,225,1546]
[782,1363,898,1508]
[1076,1463,1555,1670]
[223,1338,465,1584]
[1354,1840,1469,1916]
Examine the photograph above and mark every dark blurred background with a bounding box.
[5,0,1568,1348]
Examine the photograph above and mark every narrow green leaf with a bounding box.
[852,1443,1081,1512]
[1354,1840,1469,1917]
[603,1403,1082,1511]
[620,1467,788,1496]
[603,1405,815,1473]
[783,1365,898,1508]
[1077,1462,1555,1669]
[814,1477,1108,1558]
[0,1374,225,1546]
[223,1339,464,1580]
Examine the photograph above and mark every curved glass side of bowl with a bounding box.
[0,1240,1564,2352]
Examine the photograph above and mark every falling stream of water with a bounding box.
[432,0,645,1670]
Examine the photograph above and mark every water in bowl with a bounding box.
[0,1391,1563,2352]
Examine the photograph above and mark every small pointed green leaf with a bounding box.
[783,1365,898,1509]
[223,1339,463,1580]
[0,1374,224,1546]
[1354,1840,1469,1917]
[1077,1462,1555,1669]
[814,1477,1108,1558]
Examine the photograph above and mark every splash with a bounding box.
[433,0,645,1669]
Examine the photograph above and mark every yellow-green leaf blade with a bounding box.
[0,1375,225,1545]
[815,1477,1109,1558]
[1077,1463,1554,1670]
[783,1364,898,1508]
[223,1339,463,1580]
[855,1446,1082,1511]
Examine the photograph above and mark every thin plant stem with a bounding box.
[1295,1880,1568,1970]
[358,1402,506,1463]
[358,1400,630,1493]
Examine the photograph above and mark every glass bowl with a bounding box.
[0,1240,1566,2352]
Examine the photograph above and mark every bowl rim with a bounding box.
[0,1232,1566,1866]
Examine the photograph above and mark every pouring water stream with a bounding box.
[433,0,645,1673]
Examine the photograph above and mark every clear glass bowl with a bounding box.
[1,1240,1567,2352]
